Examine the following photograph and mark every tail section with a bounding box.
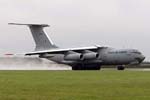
[9,23,58,51]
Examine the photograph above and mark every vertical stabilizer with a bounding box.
[9,23,58,51]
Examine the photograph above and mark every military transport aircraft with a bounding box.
[9,23,145,70]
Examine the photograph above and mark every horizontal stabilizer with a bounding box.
[8,23,49,27]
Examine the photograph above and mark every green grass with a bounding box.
[0,70,150,100]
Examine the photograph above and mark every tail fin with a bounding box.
[9,23,58,51]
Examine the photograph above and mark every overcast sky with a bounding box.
[0,0,150,60]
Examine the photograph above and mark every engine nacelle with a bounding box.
[83,52,99,60]
[64,53,84,61]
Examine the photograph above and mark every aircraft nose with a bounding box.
[141,55,145,62]
[135,55,145,63]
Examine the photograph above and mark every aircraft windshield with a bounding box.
[131,51,141,55]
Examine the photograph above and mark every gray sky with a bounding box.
[0,0,150,60]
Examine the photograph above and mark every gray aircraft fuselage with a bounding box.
[46,47,145,66]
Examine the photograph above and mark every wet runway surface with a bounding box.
[127,68,150,71]
[0,56,71,70]
[0,56,149,71]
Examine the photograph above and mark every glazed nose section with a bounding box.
[136,55,145,63]
[140,55,145,62]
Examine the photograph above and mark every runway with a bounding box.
[0,56,71,70]
[127,68,150,71]
[0,56,149,71]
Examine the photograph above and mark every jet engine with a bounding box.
[83,52,99,60]
[64,53,84,61]
[64,52,99,61]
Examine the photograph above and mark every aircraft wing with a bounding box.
[25,46,106,55]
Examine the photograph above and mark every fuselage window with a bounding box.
[108,51,127,54]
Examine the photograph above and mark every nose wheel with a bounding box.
[117,65,125,70]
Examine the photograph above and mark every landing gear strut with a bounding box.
[72,63,101,70]
[117,65,125,70]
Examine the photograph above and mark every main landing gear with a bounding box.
[117,65,125,70]
[72,63,101,70]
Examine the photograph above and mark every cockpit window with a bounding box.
[131,51,141,54]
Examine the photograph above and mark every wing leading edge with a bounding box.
[25,46,106,55]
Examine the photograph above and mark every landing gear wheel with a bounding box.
[117,65,125,70]
[72,64,101,70]
[72,64,83,70]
